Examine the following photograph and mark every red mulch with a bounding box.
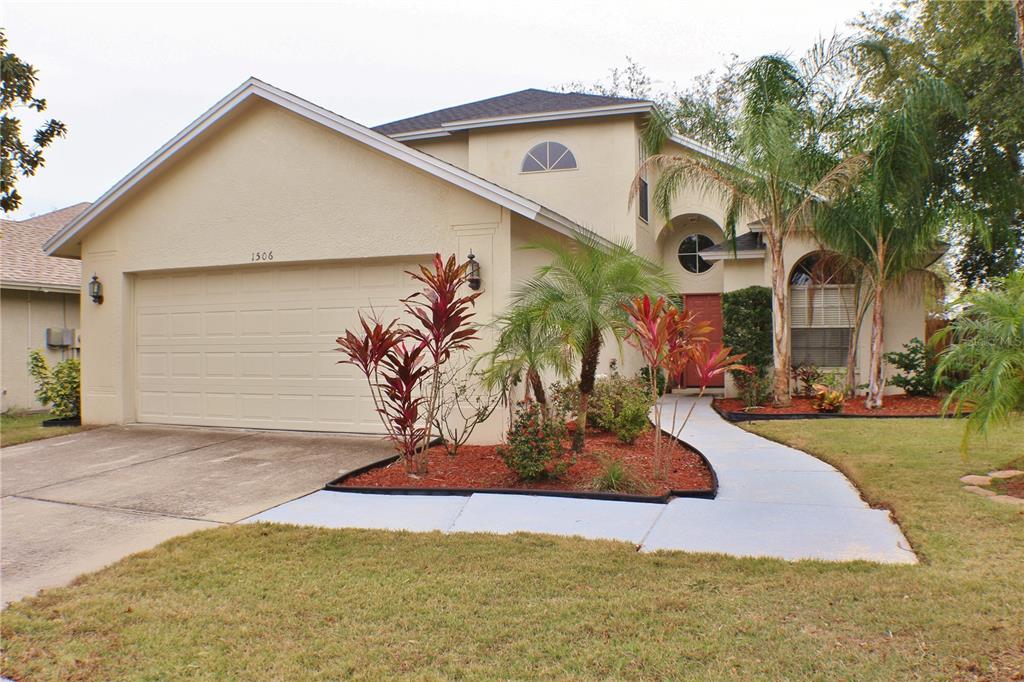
[339,427,714,497]
[1000,476,1024,499]
[714,394,954,417]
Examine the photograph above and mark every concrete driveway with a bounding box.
[1,425,392,605]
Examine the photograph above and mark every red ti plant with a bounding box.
[622,295,710,480]
[336,254,481,475]
[676,345,753,433]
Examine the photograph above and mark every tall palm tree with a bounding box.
[514,230,676,451]
[475,306,574,410]
[814,77,962,407]
[637,46,869,406]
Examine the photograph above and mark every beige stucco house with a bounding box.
[43,78,929,439]
[2,204,88,412]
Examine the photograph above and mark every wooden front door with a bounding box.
[683,293,724,388]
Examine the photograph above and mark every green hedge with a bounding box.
[722,286,773,372]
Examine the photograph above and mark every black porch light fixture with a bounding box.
[88,274,104,303]
[466,250,482,291]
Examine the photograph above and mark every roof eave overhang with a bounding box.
[45,78,606,258]
[1,279,80,294]
[701,250,766,261]
[388,102,655,141]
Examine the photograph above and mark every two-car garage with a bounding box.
[133,259,421,433]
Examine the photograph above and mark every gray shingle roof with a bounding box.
[374,88,650,136]
[700,231,765,254]
[1,203,89,290]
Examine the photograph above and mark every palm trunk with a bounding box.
[573,331,602,452]
[768,235,792,406]
[866,280,886,409]
[527,367,547,418]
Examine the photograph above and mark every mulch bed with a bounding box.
[714,394,955,419]
[336,427,714,498]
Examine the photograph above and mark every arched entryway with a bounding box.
[658,214,726,388]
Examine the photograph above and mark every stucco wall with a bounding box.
[1,288,80,412]
[70,99,527,435]
[408,133,469,169]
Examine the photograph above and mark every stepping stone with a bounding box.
[447,493,665,544]
[959,474,993,486]
[989,495,1024,507]
[962,485,998,497]
[245,490,469,532]
[987,470,1024,479]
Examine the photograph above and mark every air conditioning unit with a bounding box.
[46,328,75,347]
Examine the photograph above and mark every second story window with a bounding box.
[637,140,649,222]
[521,142,577,173]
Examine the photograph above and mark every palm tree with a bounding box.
[637,46,869,406]
[936,270,1024,451]
[514,230,676,451]
[814,78,962,407]
[475,306,574,410]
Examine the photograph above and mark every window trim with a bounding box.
[677,233,716,274]
[520,141,578,174]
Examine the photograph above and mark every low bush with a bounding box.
[548,381,578,425]
[735,369,772,408]
[639,366,667,396]
[614,399,649,444]
[589,454,648,494]
[791,365,823,397]
[588,376,653,432]
[498,401,565,481]
[27,350,81,419]
[885,337,949,396]
[811,383,845,413]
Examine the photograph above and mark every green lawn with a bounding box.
[2,420,1022,680]
[0,411,82,447]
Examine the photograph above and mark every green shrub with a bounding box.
[589,454,648,494]
[498,401,565,481]
[885,337,947,396]
[639,366,667,396]
[614,399,650,444]
[27,350,81,419]
[791,364,823,397]
[734,369,772,408]
[548,381,578,425]
[588,376,653,431]
[722,286,773,373]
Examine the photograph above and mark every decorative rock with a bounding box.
[959,474,993,486]
[962,485,998,497]
[988,495,1024,507]
[987,470,1024,480]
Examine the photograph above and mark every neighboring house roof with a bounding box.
[46,78,605,258]
[374,88,653,139]
[700,231,766,261]
[1,203,88,292]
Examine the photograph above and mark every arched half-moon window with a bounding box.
[521,142,577,173]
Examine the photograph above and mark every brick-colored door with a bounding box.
[683,294,724,388]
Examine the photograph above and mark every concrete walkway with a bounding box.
[250,398,917,564]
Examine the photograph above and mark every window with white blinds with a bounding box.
[790,285,856,328]
[790,284,856,367]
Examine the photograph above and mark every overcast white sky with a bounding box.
[5,0,883,219]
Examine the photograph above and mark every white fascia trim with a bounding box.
[1,280,80,293]
[440,103,654,132]
[701,250,766,261]
[668,133,739,168]
[45,77,600,256]
[389,129,453,141]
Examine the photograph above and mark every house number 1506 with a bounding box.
[251,251,273,262]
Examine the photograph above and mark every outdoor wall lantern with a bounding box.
[88,274,104,304]
[466,250,482,290]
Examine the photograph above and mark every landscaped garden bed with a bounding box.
[331,425,715,500]
[713,394,957,421]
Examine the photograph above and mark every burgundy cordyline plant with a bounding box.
[336,254,481,475]
[622,295,710,480]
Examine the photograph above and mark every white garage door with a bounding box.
[134,259,422,432]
